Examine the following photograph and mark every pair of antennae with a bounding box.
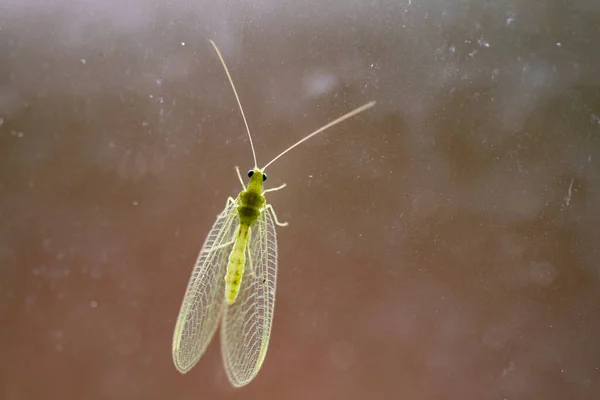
[209,39,375,172]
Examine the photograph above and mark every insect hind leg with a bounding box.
[210,239,235,251]
[245,228,259,278]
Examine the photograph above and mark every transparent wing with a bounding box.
[172,197,239,373]
[221,204,278,387]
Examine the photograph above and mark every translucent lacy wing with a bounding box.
[221,204,278,387]
[172,198,239,373]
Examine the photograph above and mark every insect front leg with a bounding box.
[262,183,286,195]
[235,166,246,190]
[265,204,289,227]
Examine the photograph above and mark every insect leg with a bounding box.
[245,228,258,278]
[209,219,239,251]
[217,197,237,218]
[235,166,246,190]
[246,246,256,278]
[262,183,287,195]
[266,204,289,227]
[210,239,235,251]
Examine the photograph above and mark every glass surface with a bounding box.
[1,1,599,399]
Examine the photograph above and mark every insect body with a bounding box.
[172,39,375,387]
[225,169,265,304]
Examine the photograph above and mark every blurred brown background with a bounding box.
[1,0,599,399]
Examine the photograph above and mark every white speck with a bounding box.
[90,300,98,308]
[132,200,139,206]
[468,49,478,58]
[591,114,600,125]
[11,130,24,138]
[565,178,574,207]
[155,79,162,86]
[141,121,149,127]
[309,175,313,178]
[80,59,87,64]
[491,69,500,81]
[181,42,186,46]
[478,39,490,48]
[556,42,562,47]
[370,63,374,68]
[0,117,3,127]
[449,45,456,53]
[502,361,515,377]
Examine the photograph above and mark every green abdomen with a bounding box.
[225,224,249,305]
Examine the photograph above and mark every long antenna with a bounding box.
[262,101,376,170]
[209,39,258,168]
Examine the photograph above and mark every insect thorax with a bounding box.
[237,189,265,226]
